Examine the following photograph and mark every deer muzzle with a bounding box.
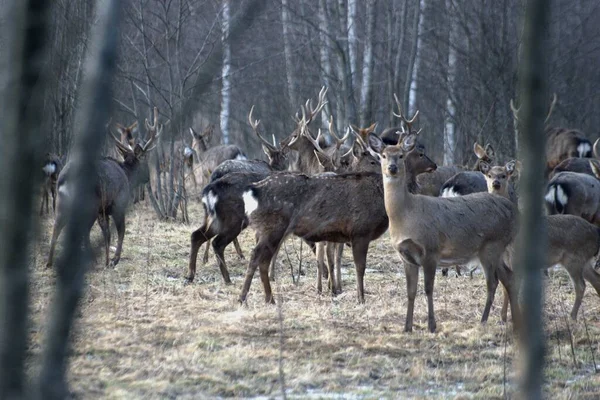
[387,164,398,175]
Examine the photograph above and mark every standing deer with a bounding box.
[549,138,600,179]
[114,119,150,203]
[511,94,593,177]
[381,128,519,333]
[439,142,495,197]
[483,160,600,322]
[40,153,64,215]
[237,128,437,304]
[46,111,161,268]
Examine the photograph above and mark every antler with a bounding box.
[300,120,327,155]
[141,107,162,152]
[109,129,134,153]
[545,93,557,124]
[328,116,350,149]
[511,92,557,125]
[351,127,381,160]
[248,105,277,151]
[300,86,328,125]
[393,93,419,133]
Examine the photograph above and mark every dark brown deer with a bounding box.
[113,119,150,203]
[381,129,519,333]
[237,130,437,304]
[484,161,600,322]
[511,93,593,177]
[40,153,64,215]
[46,112,161,268]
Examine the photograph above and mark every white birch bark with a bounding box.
[444,0,457,166]
[408,0,426,116]
[347,0,358,89]
[359,0,376,127]
[281,0,297,106]
[220,0,231,144]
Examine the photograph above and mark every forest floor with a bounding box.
[30,201,600,399]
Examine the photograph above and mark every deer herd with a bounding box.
[41,87,600,334]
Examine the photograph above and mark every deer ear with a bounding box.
[262,145,273,160]
[590,160,600,179]
[400,133,417,152]
[189,127,197,139]
[473,142,486,159]
[485,143,495,159]
[366,122,378,133]
[397,239,424,266]
[368,133,384,153]
[479,161,490,174]
[505,160,517,175]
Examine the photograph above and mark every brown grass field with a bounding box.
[31,201,600,399]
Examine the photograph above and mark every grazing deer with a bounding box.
[484,161,600,322]
[237,126,437,304]
[186,107,290,282]
[511,94,593,177]
[40,153,64,215]
[46,112,161,268]
[381,127,519,332]
[188,124,247,193]
[439,143,495,198]
[549,138,600,179]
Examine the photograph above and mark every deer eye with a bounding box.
[381,154,387,159]
[501,175,506,179]
[399,154,403,159]
[419,154,424,158]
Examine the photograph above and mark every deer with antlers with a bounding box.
[40,153,64,215]
[46,109,161,268]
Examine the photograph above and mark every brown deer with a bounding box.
[186,107,290,283]
[40,153,64,215]
[113,119,150,203]
[483,161,600,322]
[549,138,600,179]
[46,112,161,268]
[439,143,495,198]
[511,94,593,177]
[237,128,437,304]
[381,129,519,333]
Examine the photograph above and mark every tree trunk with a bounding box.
[515,0,550,398]
[281,0,298,107]
[359,0,376,127]
[407,0,426,116]
[220,0,231,144]
[347,0,358,90]
[444,0,457,166]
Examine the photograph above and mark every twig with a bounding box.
[580,306,598,373]
[558,281,577,368]
[276,291,287,400]
[503,323,508,400]
[554,318,562,364]
[282,243,296,285]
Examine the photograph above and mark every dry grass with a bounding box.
[30,201,600,399]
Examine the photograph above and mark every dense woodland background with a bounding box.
[41,0,600,166]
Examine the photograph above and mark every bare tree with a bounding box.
[220,0,232,144]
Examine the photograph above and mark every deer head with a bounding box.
[480,160,520,196]
[114,120,138,149]
[248,105,288,171]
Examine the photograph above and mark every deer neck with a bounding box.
[383,168,413,221]
[404,165,420,194]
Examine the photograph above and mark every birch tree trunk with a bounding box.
[319,0,340,129]
[281,0,297,107]
[347,0,358,90]
[220,0,231,144]
[444,0,457,166]
[359,0,376,127]
[406,0,426,115]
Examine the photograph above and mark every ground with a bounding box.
[31,201,600,399]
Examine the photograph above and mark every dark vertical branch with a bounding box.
[515,0,550,398]
[36,0,122,398]
[0,0,52,397]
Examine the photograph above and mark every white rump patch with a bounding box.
[544,186,556,204]
[58,183,69,197]
[577,142,592,158]
[235,153,247,161]
[242,190,258,217]
[201,190,218,214]
[441,187,460,198]
[43,163,56,175]
[556,185,568,206]
[184,146,194,157]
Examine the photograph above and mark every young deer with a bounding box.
[381,130,519,333]
[482,160,600,321]
[238,132,436,304]
[46,113,161,268]
[40,153,64,215]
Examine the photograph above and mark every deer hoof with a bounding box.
[184,276,194,284]
[45,261,53,269]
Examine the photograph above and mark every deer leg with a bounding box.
[495,261,520,332]
[479,261,499,324]
[233,238,245,261]
[97,213,111,267]
[202,239,211,264]
[187,224,215,283]
[316,242,324,294]
[212,234,233,284]
[325,243,336,293]
[501,287,510,323]
[583,262,600,297]
[422,259,438,333]
[564,261,585,320]
[239,232,283,304]
[351,240,369,304]
[403,262,419,333]
[334,243,344,294]
[51,185,57,214]
[268,240,283,282]
[110,212,125,267]
[46,213,66,268]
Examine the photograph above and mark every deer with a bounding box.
[545,159,600,226]
[187,124,247,194]
[46,111,161,269]
[439,142,495,198]
[380,122,519,332]
[548,138,600,179]
[113,118,150,203]
[237,122,437,304]
[511,93,593,177]
[186,107,290,283]
[40,153,64,215]
[482,160,600,322]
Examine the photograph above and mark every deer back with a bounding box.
[210,159,272,183]
[546,128,592,173]
[545,170,600,223]
[416,165,465,196]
